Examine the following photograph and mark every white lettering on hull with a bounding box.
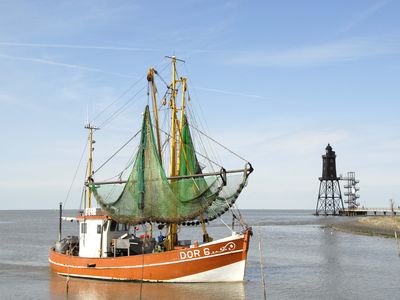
[179,242,236,260]
[179,249,200,259]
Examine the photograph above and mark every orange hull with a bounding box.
[49,229,251,282]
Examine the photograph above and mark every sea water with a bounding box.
[0,210,399,299]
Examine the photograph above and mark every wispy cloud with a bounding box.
[0,41,222,55]
[0,42,160,52]
[341,0,391,33]
[0,53,134,78]
[0,41,245,58]
[225,36,400,67]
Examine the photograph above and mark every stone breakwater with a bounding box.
[330,216,400,238]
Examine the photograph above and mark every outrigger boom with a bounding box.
[86,165,253,186]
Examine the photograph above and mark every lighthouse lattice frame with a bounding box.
[315,144,344,215]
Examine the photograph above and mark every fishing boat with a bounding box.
[49,57,253,282]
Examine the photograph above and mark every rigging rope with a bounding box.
[155,71,170,89]
[79,162,89,211]
[207,205,234,233]
[185,61,228,171]
[91,57,170,124]
[189,123,249,163]
[187,105,218,173]
[63,134,90,209]
[92,129,141,175]
[231,203,247,228]
[118,144,139,178]
[91,75,147,123]
[99,86,147,129]
[97,63,172,129]
[156,126,222,168]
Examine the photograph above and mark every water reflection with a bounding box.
[49,272,246,300]
[2,210,399,299]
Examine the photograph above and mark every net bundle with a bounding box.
[90,105,250,224]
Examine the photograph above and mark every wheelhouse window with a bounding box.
[110,220,117,232]
[97,224,101,234]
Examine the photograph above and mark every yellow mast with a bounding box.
[176,75,211,242]
[168,56,178,250]
[176,77,186,175]
[169,56,178,177]
[166,56,184,250]
[164,56,210,248]
[147,67,163,162]
[85,123,98,209]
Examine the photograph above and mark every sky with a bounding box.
[1,0,400,210]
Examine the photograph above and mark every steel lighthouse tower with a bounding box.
[315,144,344,215]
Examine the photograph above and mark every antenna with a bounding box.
[165,55,185,63]
[84,123,100,131]
[84,122,99,209]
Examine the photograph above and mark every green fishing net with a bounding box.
[90,106,224,224]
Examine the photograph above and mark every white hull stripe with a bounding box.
[55,260,246,282]
[165,260,246,282]
[49,249,243,270]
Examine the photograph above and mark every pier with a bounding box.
[339,208,400,216]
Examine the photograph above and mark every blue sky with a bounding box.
[1,0,400,210]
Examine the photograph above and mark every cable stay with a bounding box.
[63,133,90,209]
[88,59,171,130]
[92,129,142,175]
[91,75,147,123]
[188,123,250,163]
[155,125,223,169]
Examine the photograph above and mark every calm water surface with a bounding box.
[0,210,399,299]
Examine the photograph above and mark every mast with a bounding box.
[176,76,187,175]
[169,56,178,177]
[87,59,253,231]
[164,56,213,247]
[166,56,186,175]
[169,56,178,250]
[85,123,99,209]
[147,67,162,162]
[58,202,62,242]
[166,56,185,250]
